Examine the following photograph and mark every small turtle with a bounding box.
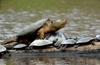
[75,37,95,47]
[0,44,8,57]
[13,44,27,49]
[96,34,100,41]
[61,39,76,45]
[46,34,58,44]
[60,39,76,50]
[53,32,76,50]
[0,44,7,53]
[53,32,66,47]
[29,39,53,47]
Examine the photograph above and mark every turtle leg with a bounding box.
[60,45,66,52]
[91,41,95,45]
[74,44,79,48]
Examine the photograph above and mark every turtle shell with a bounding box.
[29,39,53,47]
[61,39,76,45]
[13,44,27,49]
[76,37,94,44]
[0,44,6,53]
[96,34,100,41]
[17,19,48,36]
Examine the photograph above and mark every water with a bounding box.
[0,0,100,65]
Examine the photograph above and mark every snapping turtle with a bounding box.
[1,19,48,45]
[37,19,67,39]
[2,18,67,46]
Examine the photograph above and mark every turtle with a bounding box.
[53,32,76,50]
[60,39,76,51]
[29,39,53,48]
[95,34,100,41]
[75,37,95,48]
[13,44,27,49]
[0,44,8,57]
[37,19,67,39]
[44,33,58,44]
[0,44,7,53]
[53,32,66,47]
[1,18,48,45]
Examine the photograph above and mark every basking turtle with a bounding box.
[13,44,27,49]
[2,18,67,46]
[0,44,7,53]
[0,44,8,57]
[1,19,48,45]
[53,32,71,50]
[29,39,53,48]
[75,37,95,47]
[96,34,100,41]
[37,19,67,39]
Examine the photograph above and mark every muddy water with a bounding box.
[0,56,100,65]
[0,0,100,65]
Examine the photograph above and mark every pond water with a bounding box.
[0,57,100,65]
[0,0,100,65]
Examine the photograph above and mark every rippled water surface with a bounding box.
[0,0,100,65]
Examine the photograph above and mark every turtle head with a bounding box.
[51,19,67,31]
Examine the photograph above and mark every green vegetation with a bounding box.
[0,0,100,12]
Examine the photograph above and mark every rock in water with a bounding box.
[29,39,53,47]
[0,44,6,53]
[13,44,27,49]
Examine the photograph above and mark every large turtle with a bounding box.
[2,18,67,45]
[37,19,67,39]
[1,18,48,45]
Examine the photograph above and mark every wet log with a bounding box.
[65,42,100,51]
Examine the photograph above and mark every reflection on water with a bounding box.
[0,57,100,65]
